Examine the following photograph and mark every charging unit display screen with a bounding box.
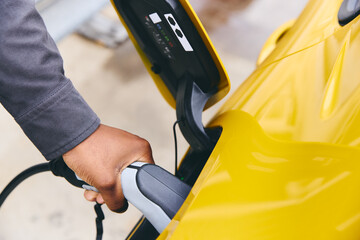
[144,12,178,60]
[113,0,220,98]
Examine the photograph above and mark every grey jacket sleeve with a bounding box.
[0,0,100,160]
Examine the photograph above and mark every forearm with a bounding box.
[0,0,100,159]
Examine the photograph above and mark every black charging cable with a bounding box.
[173,120,181,176]
[0,163,105,240]
[94,203,105,240]
[0,162,50,208]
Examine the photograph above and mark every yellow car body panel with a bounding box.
[217,2,360,146]
[256,19,296,66]
[157,0,360,238]
[159,111,360,239]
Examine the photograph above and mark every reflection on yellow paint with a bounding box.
[160,112,360,239]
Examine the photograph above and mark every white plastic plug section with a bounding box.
[121,162,171,233]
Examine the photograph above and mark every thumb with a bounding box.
[97,175,128,213]
[99,154,154,212]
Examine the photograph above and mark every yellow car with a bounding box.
[110,0,360,239]
[2,0,359,239]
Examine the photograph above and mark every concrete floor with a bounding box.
[0,0,307,239]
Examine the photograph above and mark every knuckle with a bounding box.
[97,175,117,191]
[137,138,151,151]
[141,139,151,150]
[136,138,154,163]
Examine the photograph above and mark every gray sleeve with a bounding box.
[0,0,100,160]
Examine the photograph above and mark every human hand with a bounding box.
[62,124,154,212]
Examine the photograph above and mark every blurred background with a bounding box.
[0,0,307,239]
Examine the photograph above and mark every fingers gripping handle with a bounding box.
[49,158,191,234]
[49,157,98,192]
[122,162,191,233]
